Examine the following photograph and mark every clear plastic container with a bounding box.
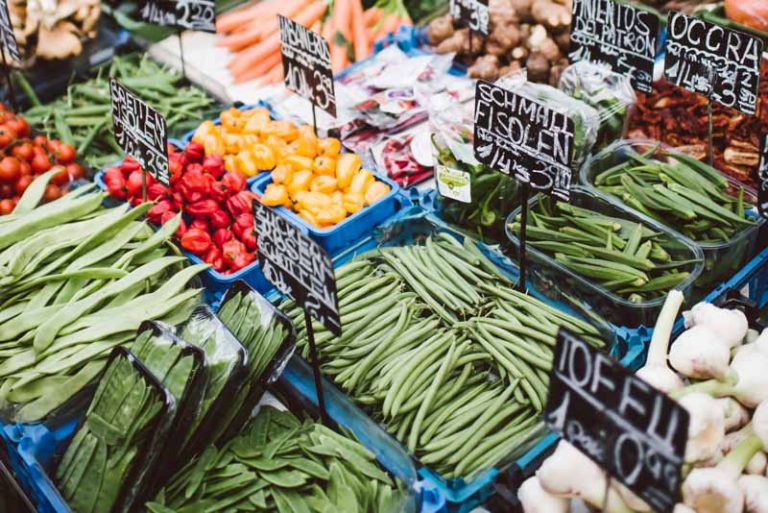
[581,139,764,292]
[505,186,704,328]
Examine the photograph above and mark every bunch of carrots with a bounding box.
[216,0,412,84]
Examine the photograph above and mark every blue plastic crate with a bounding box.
[267,207,644,511]
[179,100,275,145]
[251,171,404,254]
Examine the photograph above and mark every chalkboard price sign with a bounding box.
[759,133,768,219]
[664,11,764,116]
[569,0,659,93]
[545,329,689,513]
[0,0,20,63]
[278,15,336,118]
[140,0,216,32]
[449,0,489,36]
[473,80,575,201]
[253,202,341,336]
[110,79,170,186]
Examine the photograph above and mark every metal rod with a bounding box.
[1,48,17,112]
[178,30,186,78]
[311,103,318,136]
[141,169,148,202]
[517,183,530,292]
[304,309,330,426]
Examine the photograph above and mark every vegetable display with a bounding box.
[508,195,698,302]
[102,143,260,274]
[23,54,216,169]
[147,405,406,513]
[282,232,605,479]
[0,176,206,422]
[724,0,768,32]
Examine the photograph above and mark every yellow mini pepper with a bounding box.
[271,164,293,185]
[336,154,362,190]
[220,108,245,132]
[285,155,314,173]
[318,138,341,157]
[313,156,336,177]
[235,150,259,177]
[288,169,313,196]
[262,184,290,208]
[262,120,298,141]
[342,192,365,214]
[251,144,276,171]
[310,175,338,194]
[242,109,271,135]
[348,169,375,195]
[317,205,347,226]
[364,181,391,205]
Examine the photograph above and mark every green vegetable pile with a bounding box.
[508,196,700,302]
[22,54,216,169]
[592,148,756,243]
[283,233,605,479]
[56,350,169,513]
[0,174,206,422]
[147,405,406,513]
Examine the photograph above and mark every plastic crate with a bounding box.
[268,207,645,511]
[251,171,404,254]
[179,100,275,144]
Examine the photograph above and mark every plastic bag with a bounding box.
[558,61,637,150]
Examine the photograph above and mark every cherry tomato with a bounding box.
[31,153,51,174]
[46,139,60,154]
[12,141,33,161]
[15,175,31,195]
[43,184,61,202]
[19,160,31,177]
[54,144,76,164]
[0,157,20,183]
[0,198,13,215]
[6,117,29,138]
[65,163,84,181]
[33,135,47,147]
[50,165,69,186]
[0,126,17,149]
[0,184,12,198]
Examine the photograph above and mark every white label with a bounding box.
[436,165,471,203]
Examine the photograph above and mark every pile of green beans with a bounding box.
[147,405,405,513]
[0,176,206,422]
[508,196,700,302]
[56,351,168,513]
[592,149,756,243]
[22,54,216,168]
[283,234,605,479]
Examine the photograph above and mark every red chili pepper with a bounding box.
[213,227,233,247]
[203,246,225,272]
[126,171,144,199]
[241,228,257,252]
[232,213,254,240]
[203,154,225,179]
[104,169,126,199]
[147,183,168,201]
[210,181,231,203]
[181,228,212,255]
[226,190,258,216]
[190,218,209,232]
[186,199,219,219]
[222,171,246,193]
[210,208,230,229]
[147,199,174,224]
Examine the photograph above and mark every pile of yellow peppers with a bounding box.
[191,106,391,228]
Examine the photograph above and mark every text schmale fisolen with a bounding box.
[253,202,341,336]
[473,80,575,201]
[0,0,19,63]
[545,329,689,513]
[110,79,170,186]
[278,15,336,117]
[569,0,659,93]
[759,133,768,218]
[139,0,216,32]
[664,11,763,115]
[449,0,489,37]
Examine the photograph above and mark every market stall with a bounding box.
[0,0,766,512]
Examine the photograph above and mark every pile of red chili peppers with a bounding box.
[102,142,259,274]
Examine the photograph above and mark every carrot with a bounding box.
[363,7,383,28]
[332,0,352,43]
[231,51,283,83]
[351,0,369,61]
[374,13,400,40]
[263,64,284,85]
[322,18,334,43]
[217,1,279,34]
[217,0,310,50]
[331,42,348,71]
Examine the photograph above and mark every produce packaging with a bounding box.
[23,54,216,169]
[583,140,762,289]
[627,61,768,188]
[426,0,572,84]
[506,187,703,327]
[0,176,207,422]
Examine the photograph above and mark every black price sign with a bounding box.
[110,79,170,186]
[278,15,336,118]
[545,330,689,513]
[473,80,575,201]
[253,202,341,336]
[569,0,659,93]
[449,0,489,36]
[0,0,19,63]
[758,133,768,218]
[664,11,764,116]
[140,0,216,32]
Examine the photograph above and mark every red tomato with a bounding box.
[6,117,29,138]
[19,160,31,177]
[0,157,20,183]
[54,144,76,164]
[31,153,51,174]
[0,198,13,215]
[65,163,84,181]
[0,126,17,149]
[15,175,31,195]
[33,135,47,147]
[50,165,69,186]
[12,142,33,161]
[0,184,12,198]
[43,184,61,202]
[46,139,60,153]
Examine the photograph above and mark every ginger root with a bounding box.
[468,54,501,80]
[531,0,571,30]
[427,15,454,45]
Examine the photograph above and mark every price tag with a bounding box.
[664,11,764,116]
[254,202,341,336]
[473,80,575,201]
[759,134,768,219]
[449,0,489,37]
[0,0,19,63]
[436,165,472,203]
[110,79,170,186]
[139,0,216,32]
[545,329,689,513]
[569,0,659,93]
[278,15,336,118]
